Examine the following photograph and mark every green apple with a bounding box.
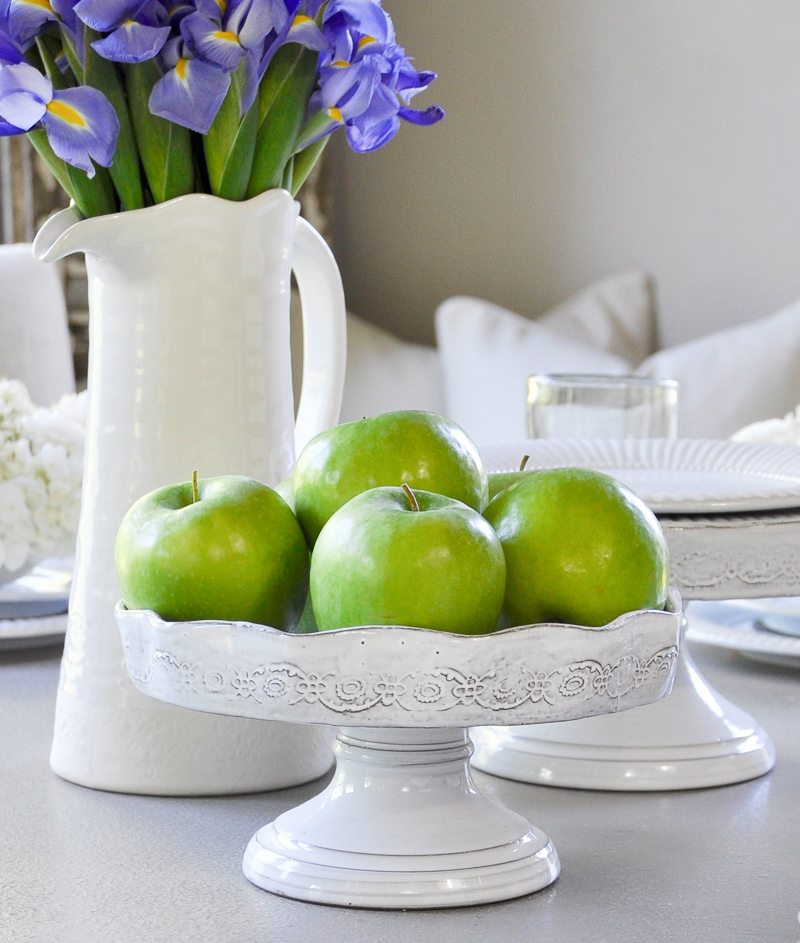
[484,467,669,627]
[487,455,535,502]
[275,477,295,512]
[115,474,309,630]
[293,410,488,546]
[310,484,506,634]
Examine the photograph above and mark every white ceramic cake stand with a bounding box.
[116,595,681,909]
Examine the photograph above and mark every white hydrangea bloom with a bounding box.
[732,404,800,446]
[0,379,86,571]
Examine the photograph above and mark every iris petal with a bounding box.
[285,13,326,51]
[41,85,119,177]
[324,0,394,46]
[6,0,58,44]
[91,21,171,63]
[182,12,243,71]
[149,55,230,133]
[0,61,51,130]
[344,83,399,152]
[74,0,141,31]
[228,0,284,50]
[0,117,25,135]
[398,104,444,126]
[0,33,25,66]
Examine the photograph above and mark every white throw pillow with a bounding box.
[539,270,657,366]
[436,296,632,445]
[636,297,800,438]
[338,315,445,423]
[290,296,445,424]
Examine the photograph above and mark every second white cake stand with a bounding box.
[474,439,790,792]
[471,627,774,791]
[116,595,681,909]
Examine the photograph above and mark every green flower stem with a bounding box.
[125,60,194,204]
[291,135,329,196]
[35,36,73,89]
[84,27,145,211]
[58,26,83,84]
[204,63,258,201]
[246,43,317,199]
[32,39,118,218]
[281,154,294,192]
[28,128,117,219]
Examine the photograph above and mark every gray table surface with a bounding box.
[2,638,798,943]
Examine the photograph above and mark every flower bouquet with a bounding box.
[0,0,443,218]
[0,379,85,574]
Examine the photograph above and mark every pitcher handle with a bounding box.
[291,217,347,457]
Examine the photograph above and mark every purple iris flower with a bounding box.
[0,58,119,175]
[181,0,289,73]
[295,0,442,154]
[75,0,171,64]
[180,0,319,115]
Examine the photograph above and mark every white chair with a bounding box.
[0,243,74,406]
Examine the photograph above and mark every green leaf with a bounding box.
[247,43,318,198]
[84,28,145,211]
[291,135,329,197]
[36,36,73,89]
[281,154,294,192]
[28,128,117,219]
[32,38,118,218]
[125,60,194,204]
[204,64,258,201]
[58,24,83,84]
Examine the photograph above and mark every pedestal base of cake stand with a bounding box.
[470,646,774,791]
[243,726,559,908]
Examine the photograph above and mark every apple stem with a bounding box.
[401,482,420,512]
[519,454,530,472]
[192,470,199,504]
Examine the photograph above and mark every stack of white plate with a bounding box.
[0,558,72,650]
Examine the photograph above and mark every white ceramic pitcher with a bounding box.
[33,189,346,795]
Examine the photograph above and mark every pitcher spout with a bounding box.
[33,206,95,262]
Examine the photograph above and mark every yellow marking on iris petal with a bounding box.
[213,30,239,42]
[46,100,85,126]
[292,14,312,25]
[332,59,350,68]
[357,35,376,48]
[327,107,343,123]
[176,57,188,80]
[26,0,53,11]
[215,0,226,10]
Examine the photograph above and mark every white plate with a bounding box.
[0,557,72,620]
[686,600,800,669]
[0,612,67,650]
[480,439,800,514]
[727,597,800,637]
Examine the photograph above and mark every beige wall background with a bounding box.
[330,0,800,351]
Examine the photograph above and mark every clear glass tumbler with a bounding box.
[526,374,679,439]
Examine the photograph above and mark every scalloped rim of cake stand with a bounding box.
[115,595,682,908]
[114,591,682,728]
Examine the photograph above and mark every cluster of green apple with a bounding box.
[115,410,669,634]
